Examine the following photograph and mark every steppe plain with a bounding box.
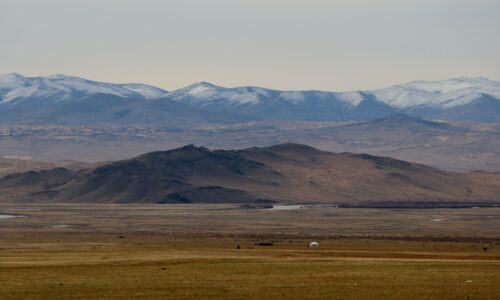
[1,204,499,299]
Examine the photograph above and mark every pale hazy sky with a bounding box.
[1,0,499,91]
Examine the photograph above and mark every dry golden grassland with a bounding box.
[0,204,499,299]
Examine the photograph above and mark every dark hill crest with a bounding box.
[1,143,499,205]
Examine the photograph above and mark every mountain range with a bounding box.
[1,143,499,205]
[1,73,499,125]
[0,73,248,126]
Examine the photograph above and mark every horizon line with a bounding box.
[1,72,498,94]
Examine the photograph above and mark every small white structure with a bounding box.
[309,241,319,248]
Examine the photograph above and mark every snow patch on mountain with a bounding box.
[335,91,364,106]
[165,83,366,108]
[279,92,306,103]
[370,77,500,108]
[119,83,168,99]
[0,73,168,104]
[166,83,265,106]
[0,73,29,89]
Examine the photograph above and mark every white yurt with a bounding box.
[309,241,319,248]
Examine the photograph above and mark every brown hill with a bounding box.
[1,144,499,205]
[0,157,59,176]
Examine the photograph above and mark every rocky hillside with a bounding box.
[1,144,499,205]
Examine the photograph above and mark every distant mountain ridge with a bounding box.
[163,77,500,122]
[0,73,168,103]
[0,73,249,126]
[1,73,499,124]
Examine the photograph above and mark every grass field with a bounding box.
[1,204,499,299]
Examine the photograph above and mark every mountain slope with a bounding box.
[2,73,499,124]
[1,144,499,205]
[0,73,168,103]
[164,77,500,122]
[370,77,500,109]
[0,74,251,126]
[164,82,394,121]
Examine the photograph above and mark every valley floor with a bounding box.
[0,204,499,299]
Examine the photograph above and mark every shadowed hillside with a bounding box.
[1,144,499,205]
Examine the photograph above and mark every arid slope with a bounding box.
[1,143,499,204]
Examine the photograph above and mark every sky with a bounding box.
[1,0,499,91]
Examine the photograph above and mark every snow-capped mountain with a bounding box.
[164,77,500,122]
[0,73,499,124]
[166,81,364,107]
[0,73,249,127]
[163,82,391,121]
[0,73,168,104]
[164,77,500,110]
[370,77,500,109]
